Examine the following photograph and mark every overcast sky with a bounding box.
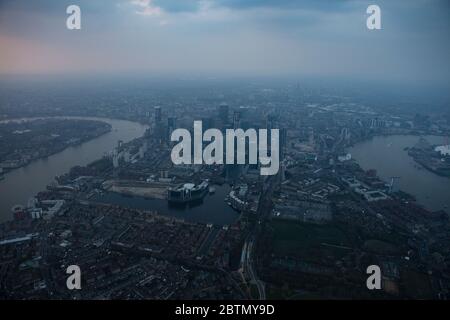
[0,0,449,86]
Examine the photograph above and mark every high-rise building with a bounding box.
[280,128,287,160]
[167,117,176,138]
[154,106,162,123]
[139,146,145,159]
[168,117,176,130]
[202,117,213,130]
[233,110,241,129]
[266,113,277,130]
[112,153,119,168]
[309,128,315,147]
[123,151,131,163]
[219,103,229,124]
[152,106,166,144]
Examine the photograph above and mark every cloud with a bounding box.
[0,0,448,87]
[135,0,354,14]
[131,0,162,16]
[152,0,202,13]
[212,0,353,11]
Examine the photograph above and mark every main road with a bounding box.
[241,175,278,300]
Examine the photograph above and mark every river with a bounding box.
[349,135,450,213]
[0,117,148,222]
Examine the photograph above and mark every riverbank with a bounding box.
[0,117,148,222]
[349,134,450,214]
[0,118,112,174]
[407,145,450,179]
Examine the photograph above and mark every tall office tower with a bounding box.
[279,162,286,183]
[340,127,351,142]
[124,151,131,163]
[219,103,229,124]
[154,106,162,124]
[167,117,176,136]
[280,128,287,160]
[112,152,119,168]
[308,127,315,147]
[233,110,241,129]
[139,146,145,159]
[152,106,166,144]
[266,113,277,130]
[265,113,277,149]
[202,117,213,130]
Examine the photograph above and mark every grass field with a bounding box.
[270,219,352,262]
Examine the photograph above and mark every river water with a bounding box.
[349,135,450,213]
[92,184,239,226]
[0,117,148,222]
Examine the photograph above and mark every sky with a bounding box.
[0,0,449,86]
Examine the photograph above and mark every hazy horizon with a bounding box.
[0,0,449,88]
